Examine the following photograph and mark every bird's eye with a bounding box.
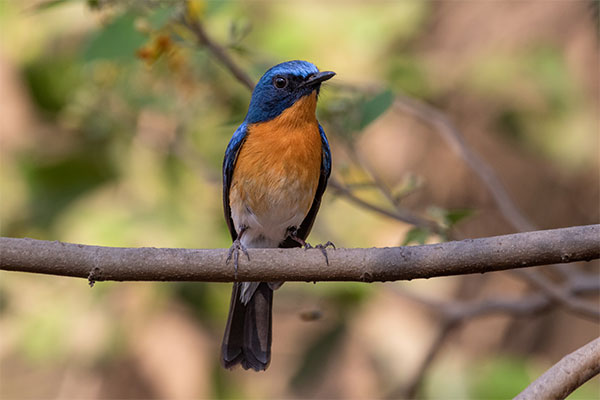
[273,76,288,89]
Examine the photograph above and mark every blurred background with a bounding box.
[0,0,598,398]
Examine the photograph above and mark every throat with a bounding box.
[269,92,318,129]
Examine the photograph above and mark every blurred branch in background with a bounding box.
[328,178,443,234]
[514,269,600,321]
[514,337,600,400]
[184,14,254,91]
[3,225,598,283]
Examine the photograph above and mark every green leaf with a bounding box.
[445,208,475,227]
[84,13,147,61]
[427,206,475,230]
[23,56,82,115]
[402,227,431,245]
[358,89,394,130]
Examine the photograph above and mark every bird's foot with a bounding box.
[226,237,250,279]
[286,228,335,265]
[304,241,336,265]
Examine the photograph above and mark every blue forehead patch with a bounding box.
[246,60,323,124]
[259,60,319,83]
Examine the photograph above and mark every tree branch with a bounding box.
[184,18,255,91]
[1,225,598,283]
[514,337,600,400]
[514,269,600,321]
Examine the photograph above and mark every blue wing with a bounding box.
[223,122,249,241]
[319,123,332,181]
[280,123,332,247]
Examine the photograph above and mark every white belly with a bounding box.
[230,183,311,248]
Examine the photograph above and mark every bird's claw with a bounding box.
[226,238,249,279]
[318,241,336,250]
[303,241,335,266]
[286,227,335,266]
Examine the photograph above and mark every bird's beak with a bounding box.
[303,70,336,87]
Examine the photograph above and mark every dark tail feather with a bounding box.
[221,282,273,371]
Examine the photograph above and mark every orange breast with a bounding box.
[230,92,322,225]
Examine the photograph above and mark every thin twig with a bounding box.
[184,18,255,91]
[343,143,449,236]
[329,178,442,234]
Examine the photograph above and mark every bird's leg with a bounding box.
[286,227,335,266]
[226,225,250,279]
[286,226,311,249]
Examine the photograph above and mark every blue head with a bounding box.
[245,60,335,124]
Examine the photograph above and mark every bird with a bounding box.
[221,60,334,371]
